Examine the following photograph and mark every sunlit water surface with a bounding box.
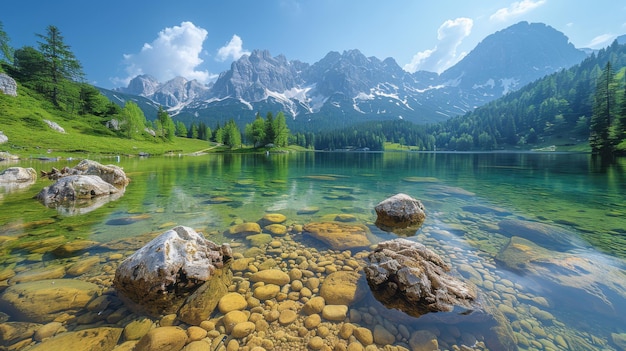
[1,152,625,350]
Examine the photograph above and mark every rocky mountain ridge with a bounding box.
[110,22,588,130]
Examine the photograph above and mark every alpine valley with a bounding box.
[99,22,588,131]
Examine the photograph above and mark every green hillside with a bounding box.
[0,82,212,158]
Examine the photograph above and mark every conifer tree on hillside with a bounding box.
[36,25,84,106]
[264,112,275,146]
[590,62,617,153]
[0,21,13,64]
[273,111,290,147]
[156,106,176,141]
[223,119,241,148]
[617,75,626,149]
[245,113,266,148]
[120,101,147,139]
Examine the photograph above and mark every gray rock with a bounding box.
[41,159,129,187]
[374,193,426,235]
[36,175,119,206]
[113,226,232,316]
[0,167,37,193]
[0,151,17,161]
[70,159,130,187]
[0,73,17,96]
[0,131,7,144]
[43,119,65,133]
[0,167,36,183]
[364,238,478,318]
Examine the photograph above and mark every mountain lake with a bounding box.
[0,151,625,351]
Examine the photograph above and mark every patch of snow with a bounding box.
[266,89,299,117]
[500,78,519,95]
[405,84,445,93]
[239,98,253,110]
[111,94,126,103]
[472,79,495,90]
[355,92,374,100]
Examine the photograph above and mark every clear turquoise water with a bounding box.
[1,152,626,350]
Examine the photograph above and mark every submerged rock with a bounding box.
[0,279,101,323]
[374,193,426,235]
[177,265,232,325]
[364,238,478,318]
[498,219,579,251]
[0,322,41,347]
[303,221,372,250]
[26,327,122,351]
[319,271,366,306]
[496,235,626,319]
[113,226,232,316]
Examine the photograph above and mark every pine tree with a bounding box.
[12,46,47,84]
[175,121,188,137]
[616,74,626,150]
[590,62,616,153]
[264,112,275,146]
[120,101,146,139]
[157,106,176,141]
[36,25,84,106]
[0,21,14,64]
[273,111,290,147]
[224,120,241,148]
[246,113,266,148]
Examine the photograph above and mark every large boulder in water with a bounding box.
[71,159,129,186]
[113,226,232,316]
[0,167,36,192]
[36,175,119,206]
[0,167,36,183]
[41,159,129,187]
[365,238,518,350]
[374,193,426,235]
[364,238,478,318]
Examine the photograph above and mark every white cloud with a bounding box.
[404,18,473,74]
[216,35,250,62]
[490,0,546,22]
[113,21,212,86]
[586,34,615,48]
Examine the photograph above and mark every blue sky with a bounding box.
[2,0,625,89]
